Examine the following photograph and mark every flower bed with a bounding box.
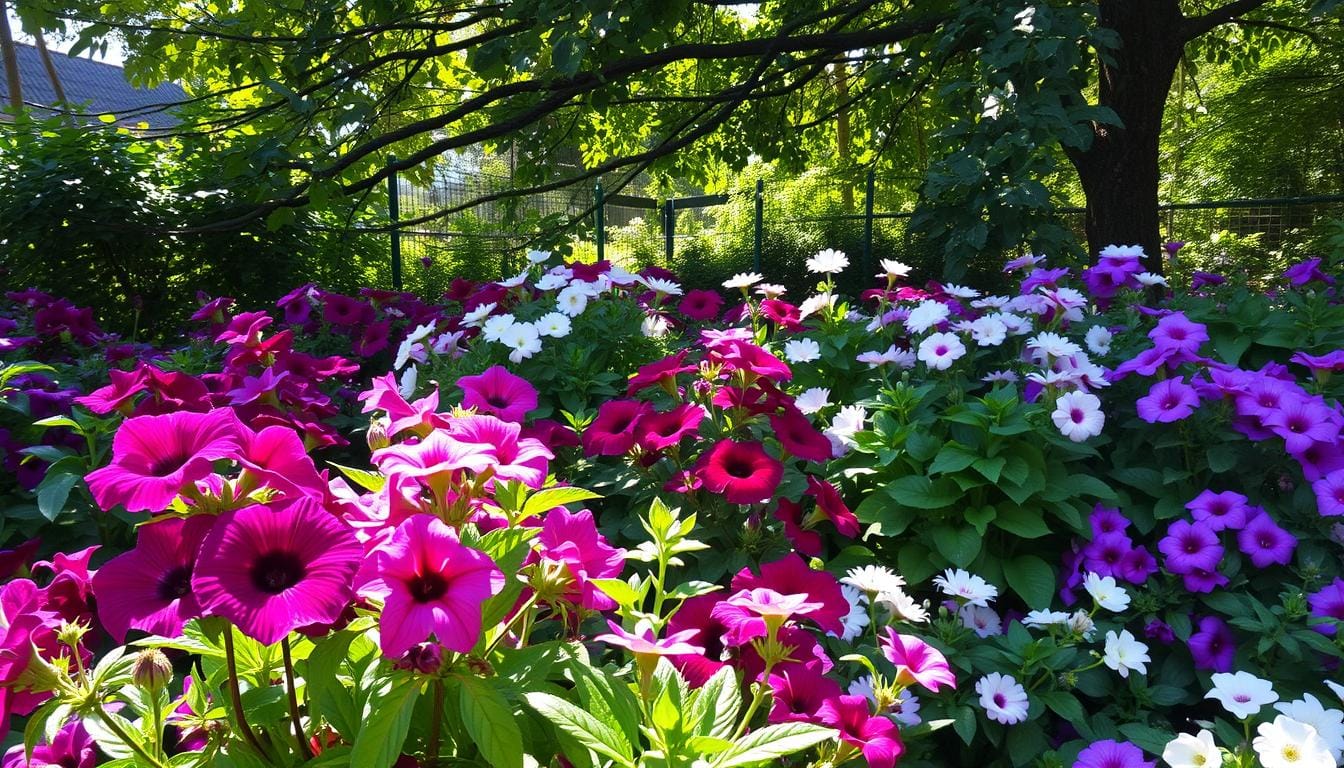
[0,247,1341,768]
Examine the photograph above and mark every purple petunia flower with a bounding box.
[1143,620,1175,644]
[1313,469,1344,517]
[1186,490,1251,532]
[1263,396,1343,455]
[1284,257,1334,287]
[1082,532,1133,577]
[1149,312,1208,354]
[1073,739,1155,768]
[1089,505,1130,536]
[1181,567,1230,594]
[1190,271,1226,290]
[1188,616,1236,671]
[1307,578,1344,636]
[1117,547,1158,585]
[1235,512,1297,568]
[1135,378,1200,423]
[1158,520,1223,575]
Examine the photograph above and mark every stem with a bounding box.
[485,592,539,655]
[150,690,165,761]
[281,637,314,760]
[224,627,268,756]
[733,681,769,740]
[99,707,171,768]
[427,679,444,767]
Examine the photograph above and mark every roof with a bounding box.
[0,42,187,130]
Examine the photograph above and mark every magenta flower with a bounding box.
[1313,469,1344,517]
[1235,512,1296,568]
[1149,312,1208,354]
[768,666,842,724]
[695,439,783,504]
[1135,378,1200,423]
[626,350,696,396]
[373,431,496,492]
[595,620,703,658]
[0,579,57,733]
[1185,490,1250,532]
[458,365,538,423]
[85,409,244,512]
[1308,578,1344,636]
[713,339,792,382]
[665,595,731,687]
[1,718,96,768]
[91,515,215,641]
[804,475,860,538]
[1188,616,1235,671]
[774,499,823,557]
[1157,519,1222,575]
[880,628,956,693]
[355,514,504,656]
[582,399,653,456]
[536,508,625,611]
[731,554,849,635]
[237,424,327,500]
[770,408,833,463]
[816,694,904,768]
[75,366,147,414]
[446,414,553,488]
[634,403,705,452]
[711,588,823,646]
[678,289,724,321]
[193,499,363,645]
[1073,739,1155,768]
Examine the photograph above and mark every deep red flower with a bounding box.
[582,400,653,456]
[773,499,822,557]
[626,350,696,396]
[678,289,724,321]
[759,300,802,330]
[768,666,843,724]
[635,404,705,451]
[696,439,783,503]
[770,407,833,462]
[804,476,860,537]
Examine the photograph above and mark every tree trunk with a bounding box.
[1067,0,1185,273]
[34,32,67,105]
[0,1,23,111]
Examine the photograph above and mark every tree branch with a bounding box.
[1181,0,1274,40]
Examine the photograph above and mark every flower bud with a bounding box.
[393,642,443,675]
[366,418,391,451]
[133,649,173,692]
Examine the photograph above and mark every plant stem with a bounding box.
[427,679,445,767]
[485,591,539,655]
[732,681,769,740]
[150,690,165,761]
[281,637,314,760]
[98,707,171,768]
[224,627,268,756]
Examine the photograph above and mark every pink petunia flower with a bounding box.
[711,588,823,646]
[582,399,653,456]
[85,409,244,513]
[678,289,724,321]
[1135,378,1200,423]
[356,514,505,656]
[634,404,705,452]
[535,508,625,611]
[731,554,849,636]
[1,718,96,768]
[457,365,538,423]
[768,666,842,724]
[880,628,957,693]
[446,414,553,488]
[92,515,215,641]
[695,439,783,504]
[74,366,148,414]
[804,475,860,538]
[816,694,905,768]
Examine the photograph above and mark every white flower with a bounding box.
[905,300,950,334]
[536,312,572,339]
[546,265,574,280]
[838,585,871,642]
[1082,573,1130,612]
[1085,325,1114,355]
[430,331,465,357]
[983,370,1020,384]
[798,292,835,320]
[639,276,683,296]
[807,248,849,274]
[1328,681,1344,706]
[877,588,929,624]
[1102,630,1150,678]
[996,311,1034,335]
[968,316,1008,346]
[556,285,590,316]
[500,321,542,363]
[641,314,671,338]
[1027,331,1082,362]
[480,313,518,343]
[971,295,1010,310]
[942,283,981,299]
[1099,244,1146,261]
[825,405,866,456]
[1136,271,1169,287]
[535,274,569,291]
[1161,730,1221,768]
[1275,694,1344,761]
[1023,610,1070,628]
[497,271,530,289]
[795,387,831,415]
[1052,391,1105,442]
[958,604,1003,638]
[857,345,916,369]
[784,338,822,363]
[842,565,906,597]
[1208,672,1279,720]
[933,568,997,606]
[723,272,763,290]
[605,265,640,286]
[1067,609,1096,640]
[877,259,911,279]
[754,283,787,298]
[461,302,497,327]
[976,673,1029,725]
[1253,715,1334,768]
[918,332,967,371]
[397,365,418,399]
[525,248,551,264]
[394,322,438,370]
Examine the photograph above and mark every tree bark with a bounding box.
[0,1,23,111]
[34,31,67,105]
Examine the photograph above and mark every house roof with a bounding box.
[0,42,187,130]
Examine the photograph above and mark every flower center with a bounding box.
[408,572,449,603]
[1070,408,1085,424]
[724,458,756,479]
[485,394,509,408]
[1233,693,1251,703]
[156,565,194,601]
[1282,745,1301,762]
[145,450,194,477]
[249,551,306,594]
[992,693,1007,708]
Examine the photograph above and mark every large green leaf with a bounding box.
[523,692,634,767]
[690,666,741,740]
[710,722,835,768]
[884,475,963,510]
[1002,554,1055,610]
[459,676,524,768]
[520,487,603,522]
[351,673,421,768]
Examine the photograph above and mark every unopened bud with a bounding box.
[367,418,391,450]
[133,649,173,692]
[393,642,443,675]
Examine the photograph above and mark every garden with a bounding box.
[2,1,1344,767]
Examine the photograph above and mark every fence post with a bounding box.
[594,183,605,263]
[863,169,875,277]
[754,179,764,274]
[388,156,402,291]
[663,199,675,265]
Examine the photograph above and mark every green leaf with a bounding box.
[690,666,740,740]
[1038,691,1087,724]
[710,722,836,768]
[885,475,963,509]
[1205,443,1238,473]
[459,677,524,768]
[1002,555,1055,610]
[929,443,978,475]
[952,705,977,745]
[993,506,1051,538]
[351,673,421,768]
[521,486,603,522]
[930,525,981,567]
[1118,723,1176,755]
[591,578,642,608]
[329,462,385,493]
[965,505,997,535]
[524,692,633,766]
[36,472,80,521]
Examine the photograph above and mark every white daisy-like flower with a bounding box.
[918,332,967,371]
[556,285,590,316]
[1010,293,1050,316]
[798,292,835,320]
[1253,716,1332,768]
[754,283,787,298]
[1102,629,1150,678]
[525,249,551,264]
[857,345,916,369]
[995,311,1034,335]
[838,585,871,642]
[824,405,866,456]
[1027,331,1083,362]
[395,322,438,370]
[480,313,518,343]
[606,265,641,286]
[1161,731,1221,768]
[904,300,950,334]
[1023,610,1070,628]
[982,370,1020,384]
[933,568,997,606]
[1274,694,1344,761]
[639,276,683,296]
[1082,572,1130,612]
[968,316,1008,346]
[546,265,574,280]
[535,274,569,291]
[1136,271,1169,287]
[842,564,906,597]
[807,248,849,274]
[1085,325,1113,355]
[641,314,671,338]
[877,588,929,624]
[497,271,530,289]
[397,365,418,399]
[461,302,497,327]
[847,676,923,727]
[1326,681,1344,705]
[942,283,981,299]
[783,338,822,363]
[500,321,542,363]
[877,259,912,279]
[536,312,572,339]
[723,272,764,290]
[1052,391,1105,442]
[1099,244,1146,261]
[795,387,831,415]
[976,673,1029,725]
[958,604,1003,638]
[971,295,1010,310]
[1058,355,1111,392]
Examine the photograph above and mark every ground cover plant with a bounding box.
[0,245,1341,768]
